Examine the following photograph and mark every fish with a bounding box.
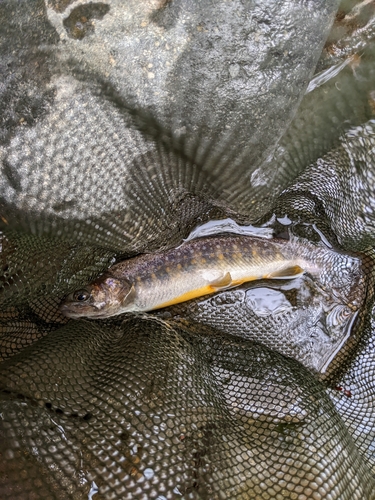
[59,234,353,319]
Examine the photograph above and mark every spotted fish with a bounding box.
[59,234,338,319]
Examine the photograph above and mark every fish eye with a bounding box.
[73,289,90,302]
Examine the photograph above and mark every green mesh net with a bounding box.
[1,0,375,498]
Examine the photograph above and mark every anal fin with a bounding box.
[265,265,304,279]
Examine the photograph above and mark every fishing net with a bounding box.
[1,0,375,498]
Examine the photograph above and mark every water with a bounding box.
[162,222,366,374]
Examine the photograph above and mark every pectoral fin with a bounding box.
[121,284,137,305]
[209,272,233,290]
[265,265,304,279]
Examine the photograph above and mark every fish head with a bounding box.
[59,275,135,319]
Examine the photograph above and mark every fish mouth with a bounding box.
[59,299,121,319]
[59,301,101,319]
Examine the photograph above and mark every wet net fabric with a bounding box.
[1,1,375,499]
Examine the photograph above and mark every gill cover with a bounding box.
[60,275,135,318]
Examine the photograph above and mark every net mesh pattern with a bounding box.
[1,0,375,499]
[1,318,375,499]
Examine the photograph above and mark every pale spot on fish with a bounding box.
[218,254,225,261]
[177,263,182,270]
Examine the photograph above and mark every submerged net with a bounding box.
[1,0,375,498]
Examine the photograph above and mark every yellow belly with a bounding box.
[151,264,304,310]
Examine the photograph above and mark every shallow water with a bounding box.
[158,223,366,374]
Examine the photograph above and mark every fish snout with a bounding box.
[58,299,94,318]
[59,276,136,319]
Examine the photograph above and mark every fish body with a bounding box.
[59,234,353,319]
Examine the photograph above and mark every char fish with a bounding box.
[59,234,357,319]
